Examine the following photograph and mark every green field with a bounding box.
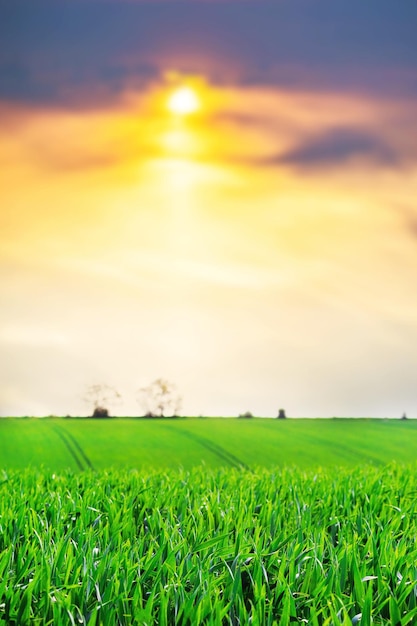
[2,418,417,625]
[0,417,416,471]
[1,464,417,625]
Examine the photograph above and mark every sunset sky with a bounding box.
[1,0,417,417]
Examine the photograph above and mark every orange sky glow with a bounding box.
[2,75,417,417]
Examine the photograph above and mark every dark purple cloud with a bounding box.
[273,128,399,170]
[1,0,416,107]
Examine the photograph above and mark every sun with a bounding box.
[167,86,201,116]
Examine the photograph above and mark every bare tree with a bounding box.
[137,378,182,417]
[84,384,122,418]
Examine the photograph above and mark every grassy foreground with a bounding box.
[1,417,416,470]
[1,464,417,625]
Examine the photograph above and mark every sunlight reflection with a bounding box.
[160,127,201,158]
[147,157,230,195]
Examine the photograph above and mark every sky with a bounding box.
[1,0,417,417]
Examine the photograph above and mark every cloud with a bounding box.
[405,214,417,239]
[267,127,399,170]
[393,205,417,240]
[1,1,417,108]
[0,58,161,109]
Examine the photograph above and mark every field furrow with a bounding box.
[1,417,417,471]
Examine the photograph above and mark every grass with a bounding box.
[1,464,417,625]
[2,418,417,624]
[1,417,417,470]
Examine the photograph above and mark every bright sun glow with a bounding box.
[167,86,201,116]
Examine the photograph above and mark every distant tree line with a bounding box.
[84,379,182,418]
[239,409,287,419]
[82,381,288,419]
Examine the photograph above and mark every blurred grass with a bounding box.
[0,417,416,471]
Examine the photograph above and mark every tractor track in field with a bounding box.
[52,425,94,471]
[165,426,251,471]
